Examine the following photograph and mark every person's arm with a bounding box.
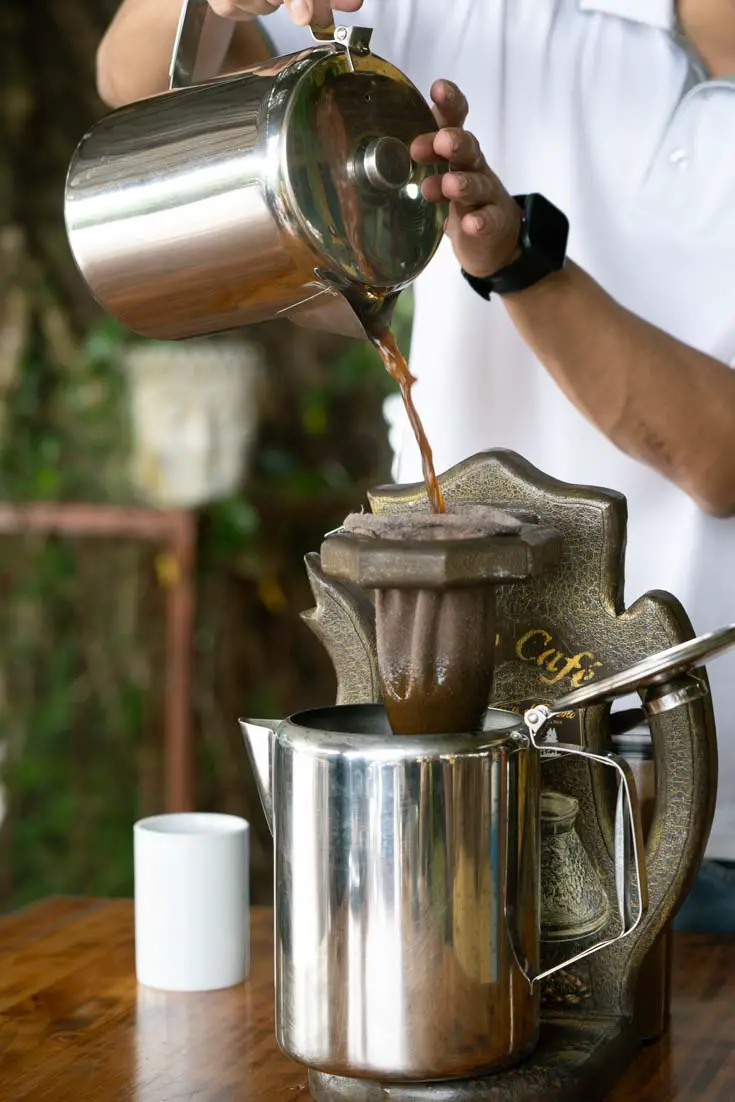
[503,263,735,517]
[96,0,363,108]
[413,82,735,518]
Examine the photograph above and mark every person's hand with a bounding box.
[209,0,364,27]
[411,81,523,280]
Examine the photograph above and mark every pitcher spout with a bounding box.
[287,284,401,341]
[239,719,277,835]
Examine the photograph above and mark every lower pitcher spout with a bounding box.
[239,719,277,836]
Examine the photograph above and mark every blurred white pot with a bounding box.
[124,340,263,509]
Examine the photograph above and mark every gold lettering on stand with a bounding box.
[516,628,603,689]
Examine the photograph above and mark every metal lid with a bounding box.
[552,624,735,712]
[277,31,446,291]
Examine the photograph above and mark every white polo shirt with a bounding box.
[265,0,735,859]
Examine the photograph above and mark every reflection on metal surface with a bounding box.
[65,30,445,342]
[244,704,540,1081]
[240,700,652,1083]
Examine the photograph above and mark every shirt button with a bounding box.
[669,148,689,168]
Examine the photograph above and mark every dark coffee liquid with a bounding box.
[369,327,446,514]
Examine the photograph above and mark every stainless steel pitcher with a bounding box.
[64,0,446,342]
[239,624,735,1083]
[239,703,646,1082]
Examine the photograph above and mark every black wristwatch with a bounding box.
[462,193,569,301]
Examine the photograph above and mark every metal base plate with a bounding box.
[308,1015,637,1102]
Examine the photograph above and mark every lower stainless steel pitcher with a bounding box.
[240,702,646,1081]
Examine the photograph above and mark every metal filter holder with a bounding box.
[303,449,731,1102]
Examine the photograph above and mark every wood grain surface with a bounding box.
[0,899,732,1101]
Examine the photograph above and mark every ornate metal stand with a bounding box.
[302,450,717,1102]
[309,1016,634,1102]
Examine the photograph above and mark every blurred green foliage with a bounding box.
[0,311,145,906]
[0,292,414,910]
[0,0,416,908]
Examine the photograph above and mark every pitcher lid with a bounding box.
[551,624,735,712]
[274,32,446,293]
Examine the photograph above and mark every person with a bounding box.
[96,0,735,930]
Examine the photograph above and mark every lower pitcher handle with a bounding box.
[523,708,649,987]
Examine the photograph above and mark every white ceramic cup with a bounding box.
[134,812,250,992]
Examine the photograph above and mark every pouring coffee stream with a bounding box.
[312,63,446,515]
[366,325,446,514]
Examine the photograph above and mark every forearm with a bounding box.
[96,0,270,107]
[503,261,735,516]
[407,81,735,517]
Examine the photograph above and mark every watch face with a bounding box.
[523,194,570,264]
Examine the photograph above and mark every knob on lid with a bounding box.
[358,137,414,192]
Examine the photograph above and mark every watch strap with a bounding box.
[462,194,568,300]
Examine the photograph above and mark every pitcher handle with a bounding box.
[522,707,649,987]
[170,0,236,90]
[169,2,373,88]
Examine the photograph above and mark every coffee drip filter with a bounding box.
[322,504,558,735]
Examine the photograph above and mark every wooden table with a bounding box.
[1,899,733,1101]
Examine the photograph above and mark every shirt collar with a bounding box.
[579,1,735,84]
[577,0,674,30]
